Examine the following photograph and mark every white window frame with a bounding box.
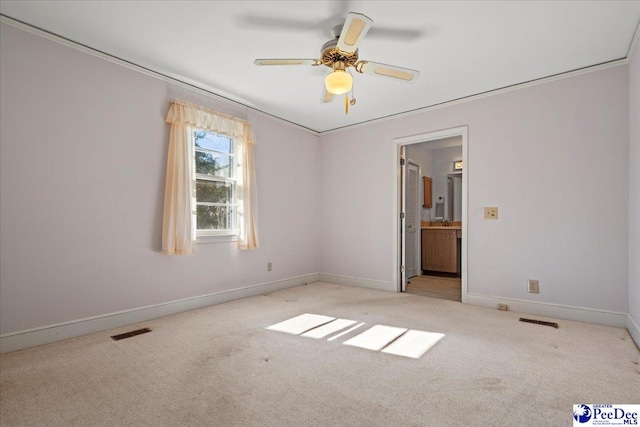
[192,128,239,241]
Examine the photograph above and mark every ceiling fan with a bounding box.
[254,12,420,114]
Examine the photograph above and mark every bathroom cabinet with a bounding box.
[423,176,432,208]
[421,228,458,273]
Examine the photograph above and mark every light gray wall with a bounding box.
[629,39,640,325]
[0,23,320,334]
[1,20,635,337]
[319,65,629,312]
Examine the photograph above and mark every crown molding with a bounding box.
[321,57,628,135]
[627,18,640,61]
[2,13,634,138]
[0,15,320,137]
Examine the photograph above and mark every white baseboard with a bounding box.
[628,314,640,349]
[318,273,395,292]
[3,274,634,354]
[465,293,628,328]
[316,274,630,329]
[0,273,320,354]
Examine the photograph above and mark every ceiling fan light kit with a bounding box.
[325,62,352,94]
[254,12,420,114]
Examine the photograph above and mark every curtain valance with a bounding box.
[165,100,255,143]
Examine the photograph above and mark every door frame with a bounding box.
[392,126,469,303]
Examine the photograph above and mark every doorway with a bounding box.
[393,126,468,303]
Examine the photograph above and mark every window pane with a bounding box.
[195,151,232,177]
[196,180,233,204]
[197,205,232,230]
[194,130,232,153]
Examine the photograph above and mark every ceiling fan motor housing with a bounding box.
[320,39,359,69]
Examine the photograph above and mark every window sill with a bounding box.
[196,235,238,244]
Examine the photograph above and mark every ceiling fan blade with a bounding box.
[254,59,321,66]
[321,87,335,103]
[355,61,420,82]
[336,12,373,53]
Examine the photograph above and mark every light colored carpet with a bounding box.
[1,282,638,426]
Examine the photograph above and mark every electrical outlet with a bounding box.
[528,279,539,294]
[267,262,272,272]
[498,304,508,311]
[484,207,498,219]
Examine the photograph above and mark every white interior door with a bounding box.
[405,162,419,279]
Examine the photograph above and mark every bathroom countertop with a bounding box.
[421,221,462,230]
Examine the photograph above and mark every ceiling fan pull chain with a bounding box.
[345,94,349,114]
[349,75,356,107]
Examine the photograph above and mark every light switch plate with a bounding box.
[484,207,498,219]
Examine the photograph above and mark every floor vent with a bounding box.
[111,328,152,341]
[519,318,558,328]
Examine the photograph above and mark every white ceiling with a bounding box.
[2,1,639,132]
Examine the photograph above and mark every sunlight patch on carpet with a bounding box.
[327,322,366,341]
[343,325,407,351]
[266,313,335,335]
[266,314,445,359]
[301,319,357,339]
[381,330,445,359]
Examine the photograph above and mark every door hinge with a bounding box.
[400,158,405,166]
[400,212,405,219]
[400,265,405,273]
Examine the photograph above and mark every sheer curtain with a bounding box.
[162,99,259,254]
[236,123,259,250]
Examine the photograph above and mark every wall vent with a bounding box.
[519,318,558,328]
[111,328,152,341]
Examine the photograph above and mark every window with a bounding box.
[163,99,258,254]
[193,129,238,237]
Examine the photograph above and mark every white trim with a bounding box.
[196,235,238,244]
[628,314,640,349]
[465,293,628,328]
[627,18,640,61]
[321,59,627,135]
[0,15,630,137]
[288,274,629,334]
[318,273,395,292]
[392,126,469,303]
[0,15,320,137]
[400,152,407,289]
[0,273,320,354]
[626,20,640,352]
